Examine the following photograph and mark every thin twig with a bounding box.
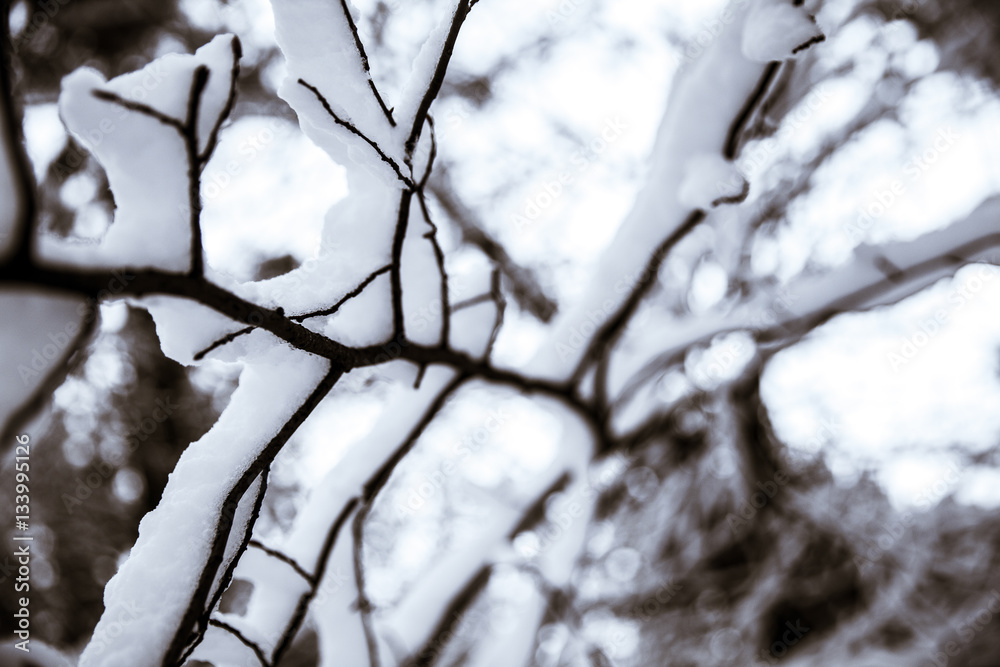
[209,617,269,666]
[451,292,493,312]
[298,79,413,187]
[485,267,505,360]
[417,191,451,347]
[405,566,492,667]
[579,210,707,409]
[249,539,315,584]
[177,470,271,664]
[199,36,243,165]
[336,0,396,126]
[193,325,254,361]
[353,504,382,667]
[430,168,557,322]
[272,498,359,665]
[185,66,211,278]
[91,90,185,131]
[724,62,780,159]
[404,0,475,162]
[390,189,415,339]
[292,265,393,321]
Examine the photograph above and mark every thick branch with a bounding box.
[165,366,342,666]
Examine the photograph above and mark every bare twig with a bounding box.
[293,265,393,321]
[405,566,492,667]
[416,191,452,347]
[272,498,359,665]
[724,62,781,159]
[336,0,396,126]
[184,65,211,277]
[209,617,269,667]
[199,36,243,165]
[485,267,505,360]
[430,168,557,322]
[298,79,413,187]
[404,0,477,162]
[91,90,185,131]
[353,504,383,667]
[248,539,314,584]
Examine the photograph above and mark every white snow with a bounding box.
[235,366,459,662]
[79,342,330,666]
[272,0,404,183]
[199,115,347,282]
[40,35,239,272]
[401,205,448,346]
[742,0,825,63]
[319,271,394,347]
[229,171,398,328]
[22,103,67,183]
[392,0,462,146]
[137,295,252,366]
[678,152,748,209]
[449,300,499,358]
[530,3,764,379]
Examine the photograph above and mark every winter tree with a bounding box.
[3,0,1000,665]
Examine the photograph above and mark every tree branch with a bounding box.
[430,167,558,322]
[298,79,413,187]
[165,366,342,666]
[335,0,396,126]
[198,37,243,166]
[353,504,382,667]
[248,539,314,584]
[404,0,476,162]
[208,617,269,667]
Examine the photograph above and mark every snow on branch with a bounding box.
[79,347,336,666]
[741,0,826,63]
[39,35,241,273]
